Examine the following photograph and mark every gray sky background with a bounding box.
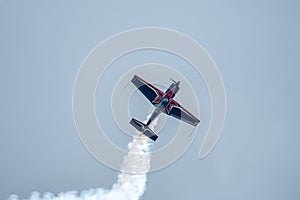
[0,0,299,199]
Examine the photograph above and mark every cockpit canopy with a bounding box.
[160,97,169,106]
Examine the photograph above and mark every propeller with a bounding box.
[170,78,180,85]
[170,78,177,83]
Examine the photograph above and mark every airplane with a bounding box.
[129,75,200,141]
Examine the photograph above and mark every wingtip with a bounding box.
[133,74,139,79]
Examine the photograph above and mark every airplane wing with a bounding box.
[131,75,164,104]
[165,99,200,126]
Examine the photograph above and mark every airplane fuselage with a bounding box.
[146,81,180,126]
[130,75,200,141]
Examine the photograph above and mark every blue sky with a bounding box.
[0,0,299,199]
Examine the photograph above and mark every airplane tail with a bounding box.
[130,118,158,141]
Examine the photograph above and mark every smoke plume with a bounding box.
[8,116,157,200]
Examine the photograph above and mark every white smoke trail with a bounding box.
[8,116,158,200]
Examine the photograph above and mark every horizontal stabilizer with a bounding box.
[130,118,158,141]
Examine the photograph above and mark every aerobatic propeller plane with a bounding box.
[130,75,200,141]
